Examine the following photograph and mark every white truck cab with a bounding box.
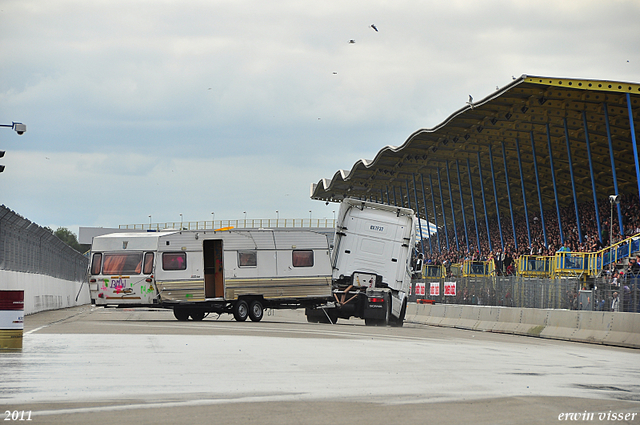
[308,198,417,326]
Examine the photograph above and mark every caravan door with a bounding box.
[203,239,224,298]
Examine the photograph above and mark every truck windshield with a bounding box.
[102,253,143,275]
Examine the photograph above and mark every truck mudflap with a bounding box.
[390,291,405,318]
[363,294,388,320]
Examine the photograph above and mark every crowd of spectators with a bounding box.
[416,193,640,275]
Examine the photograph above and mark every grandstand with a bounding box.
[311,75,640,287]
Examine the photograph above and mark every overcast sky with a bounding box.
[1,0,638,235]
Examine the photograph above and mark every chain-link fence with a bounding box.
[0,205,88,282]
[589,273,640,313]
[411,275,588,310]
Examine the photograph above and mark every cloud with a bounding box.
[1,0,639,233]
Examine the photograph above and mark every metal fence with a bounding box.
[411,275,586,310]
[589,274,640,313]
[0,205,88,282]
[119,218,337,231]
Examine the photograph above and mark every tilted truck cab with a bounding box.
[307,198,417,326]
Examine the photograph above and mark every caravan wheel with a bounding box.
[190,310,206,321]
[173,308,190,321]
[249,300,264,322]
[233,300,249,322]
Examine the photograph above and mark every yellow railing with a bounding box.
[450,263,463,277]
[120,218,337,231]
[586,233,640,276]
[553,252,589,277]
[517,256,555,278]
[514,233,640,279]
[423,264,446,279]
[462,259,496,277]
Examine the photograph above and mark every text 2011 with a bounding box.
[4,411,32,421]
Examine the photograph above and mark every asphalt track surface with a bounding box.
[1,305,639,425]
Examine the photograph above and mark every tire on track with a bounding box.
[233,299,249,322]
[248,300,264,322]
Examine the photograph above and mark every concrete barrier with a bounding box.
[406,303,640,349]
[455,304,481,330]
[474,306,500,332]
[0,270,90,315]
[604,312,640,347]
[492,306,522,335]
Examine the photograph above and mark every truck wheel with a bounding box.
[190,310,206,321]
[173,308,190,321]
[249,300,264,322]
[233,300,249,322]
[305,308,322,323]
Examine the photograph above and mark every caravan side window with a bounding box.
[238,251,257,267]
[90,253,102,275]
[163,252,186,270]
[143,252,154,274]
[292,250,314,267]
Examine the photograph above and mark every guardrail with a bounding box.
[588,234,640,275]
[462,260,496,277]
[119,218,337,231]
[423,264,446,279]
[517,256,554,277]
[554,252,589,277]
[438,233,640,279]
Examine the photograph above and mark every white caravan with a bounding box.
[88,229,332,321]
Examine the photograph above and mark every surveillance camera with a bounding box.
[13,123,26,135]
[609,194,620,204]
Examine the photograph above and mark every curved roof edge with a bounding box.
[311,74,640,201]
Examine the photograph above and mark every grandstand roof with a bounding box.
[311,75,640,226]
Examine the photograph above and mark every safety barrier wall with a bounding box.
[0,270,90,315]
[1,206,90,315]
[406,303,640,349]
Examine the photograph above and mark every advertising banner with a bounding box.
[444,281,456,296]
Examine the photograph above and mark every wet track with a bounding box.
[1,306,639,424]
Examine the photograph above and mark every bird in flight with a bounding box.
[370,24,378,32]
[349,39,355,44]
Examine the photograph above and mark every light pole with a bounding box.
[0,121,26,173]
[148,215,152,228]
[180,213,183,230]
[609,195,620,273]
[211,212,215,229]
